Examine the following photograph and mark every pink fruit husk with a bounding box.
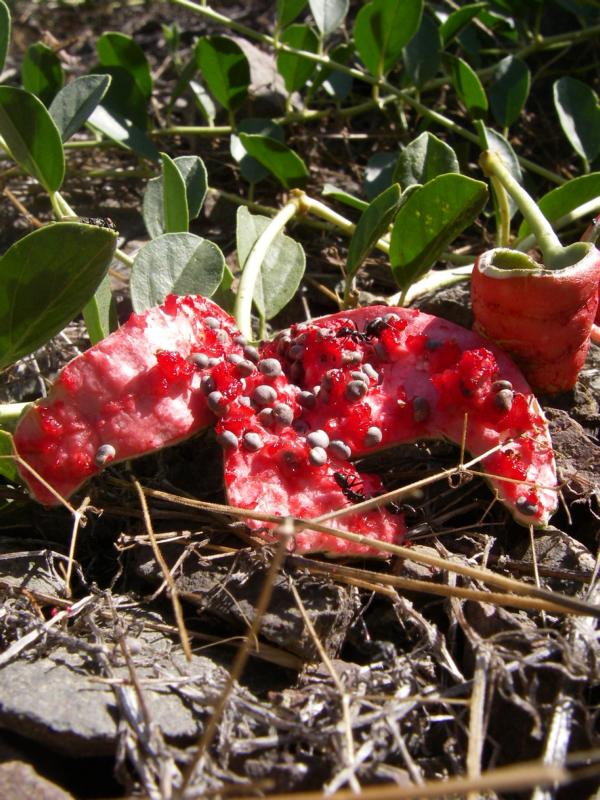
[14,295,244,505]
[472,245,600,394]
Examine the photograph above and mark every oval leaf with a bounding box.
[0,86,65,192]
[394,132,459,189]
[21,42,64,107]
[480,126,523,220]
[517,173,600,241]
[489,55,530,128]
[354,0,423,78]
[236,207,306,320]
[347,183,402,278]
[322,184,368,212]
[0,0,10,74]
[49,74,111,142]
[195,36,250,111]
[403,12,441,88]
[277,0,308,27]
[364,151,398,200]
[238,133,309,189]
[88,104,159,162]
[130,233,225,312]
[91,65,148,130]
[443,53,488,119]
[0,223,118,369]
[96,31,152,100]
[439,3,485,45]
[230,118,285,184]
[143,155,208,239]
[277,24,319,93]
[82,272,118,345]
[309,0,349,36]
[0,431,18,484]
[389,174,487,292]
[553,77,600,163]
[160,152,189,234]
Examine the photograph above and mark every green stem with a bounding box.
[0,402,31,431]
[490,175,512,248]
[234,195,303,339]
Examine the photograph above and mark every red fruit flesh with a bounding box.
[472,246,600,393]
[262,306,558,528]
[14,295,244,505]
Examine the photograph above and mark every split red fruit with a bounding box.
[13,294,245,504]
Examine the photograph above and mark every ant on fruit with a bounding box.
[333,471,366,503]
[335,326,371,344]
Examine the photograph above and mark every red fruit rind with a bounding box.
[14,295,244,505]
[472,245,600,394]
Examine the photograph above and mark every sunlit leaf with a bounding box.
[489,55,530,127]
[277,0,308,27]
[96,31,152,99]
[443,53,488,118]
[308,0,349,37]
[82,273,117,345]
[195,36,250,111]
[364,151,398,199]
[238,134,309,189]
[347,183,401,278]
[277,24,319,93]
[143,155,208,238]
[354,0,423,77]
[394,132,459,189]
[21,42,64,106]
[439,3,485,45]
[553,77,600,163]
[0,431,18,484]
[88,104,159,162]
[160,152,189,234]
[230,119,285,184]
[480,125,522,219]
[49,74,111,142]
[517,173,600,241]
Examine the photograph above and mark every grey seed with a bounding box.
[243,432,263,452]
[492,379,513,392]
[187,352,209,369]
[516,496,539,516]
[383,312,400,324]
[276,335,291,355]
[243,345,260,363]
[253,384,277,406]
[217,430,238,450]
[329,440,352,460]
[207,391,229,416]
[361,363,379,382]
[321,371,335,391]
[342,349,363,366]
[258,358,283,378]
[214,329,229,345]
[236,359,256,377]
[307,429,330,449]
[258,408,274,427]
[350,370,369,383]
[273,403,294,426]
[239,396,252,407]
[298,390,316,409]
[234,334,247,346]
[200,375,215,395]
[294,332,308,345]
[207,357,220,367]
[94,444,116,467]
[292,419,310,435]
[346,379,368,401]
[288,344,305,361]
[494,388,514,412]
[364,426,383,448]
[413,396,430,422]
[309,446,328,467]
[205,316,220,329]
[227,353,243,365]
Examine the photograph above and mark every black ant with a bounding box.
[335,326,371,344]
[333,471,366,503]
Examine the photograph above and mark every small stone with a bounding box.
[494,388,514,412]
[329,440,351,460]
[298,390,316,409]
[94,444,116,467]
[346,379,368,401]
[258,358,283,378]
[227,353,243,365]
[516,496,539,516]
[200,375,215,395]
[187,352,209,369]
[236,359,256,377]
[288,344,305,361]
[364,426,383,448]
[243,345,260,363]
[243,432,263,452]
[253,385,277,407]
[307,429,330,449]
[258,408,274,427]
[309,446,328,467]
[205,316,220,329]
[492,379,513,392]
[217,430,238,450]
[207,391,229,416]
[273,403,294,426]
[413,396,430,422]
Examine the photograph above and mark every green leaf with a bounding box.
[480,126,522,219]
[354,0,423,78]
[347,183,402,278]
[308,0,349,36]
[236,207,306,320]
[403,12,441,88]
[0,223,118,369]
[517,173,600,241]
[0,0,10,74]
[160,152,189,234]
[21,42,64,107]
[238,134,309,189]
[489,55,530,128]
[364,151,398,200]
[277,0,308,27]
[130,234,225,313]
[0,87,65,192]
[394,132,459,189]
[230,118,285,184]
[439,3,485,45]
[96,31,152,100]
[143,155,208,239]
[82,272,117,345]
[195,36,250,111]
[320,42,354,100]
[553,77,600,163]
[277,24,319,93]
[389,174,487,292]
[322,184,368,213]
[211,262,236,313]
[49,74,111,142]
[0,431,18,484]
[88,104,159,162]
[91,65,148,130]
[443,53,488,119]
